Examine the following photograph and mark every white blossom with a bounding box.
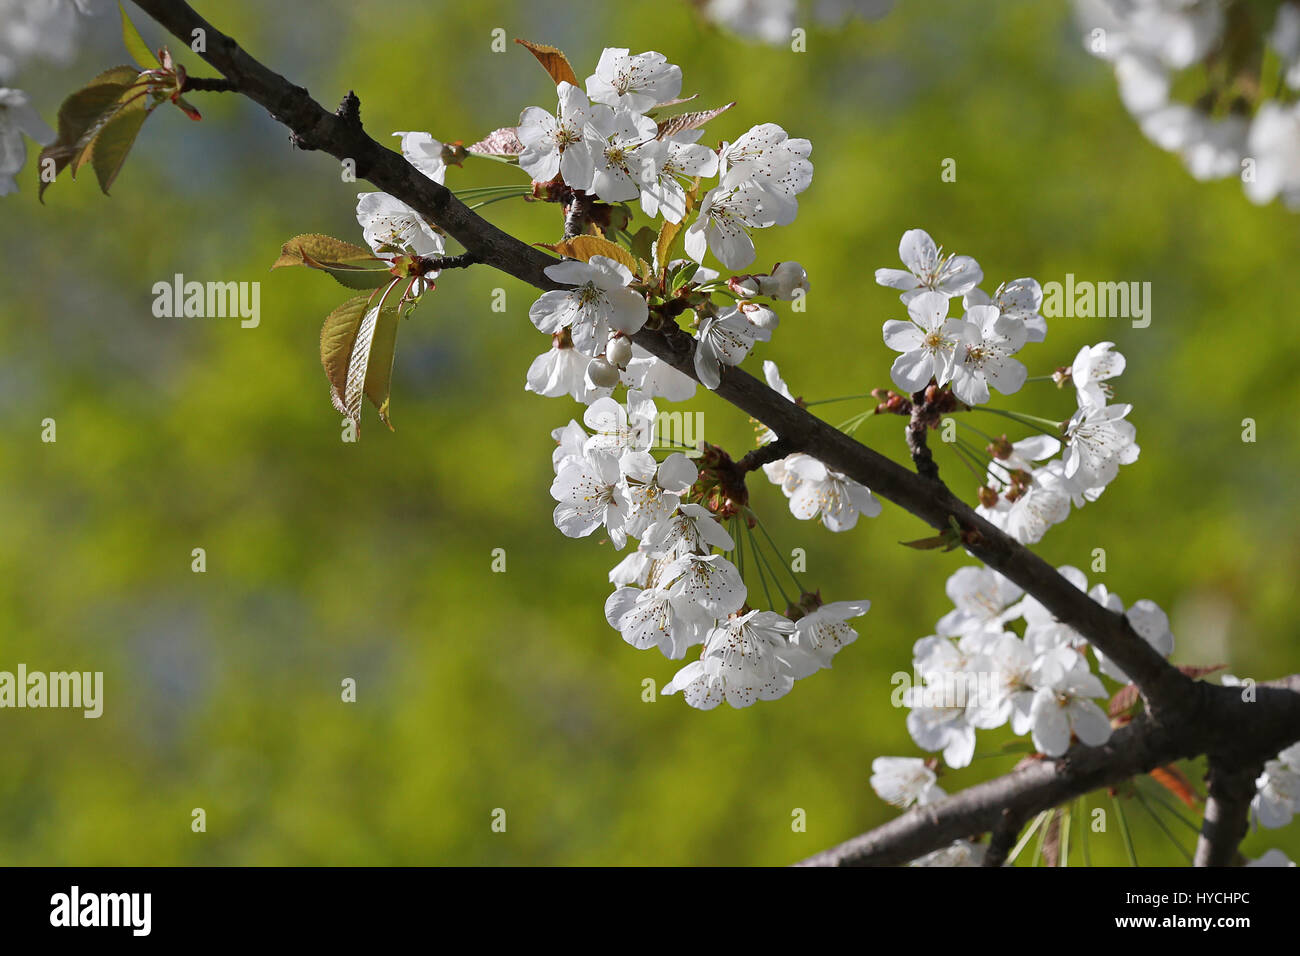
[792,599,870,666]
[870,756,944,808]
[392,131,448,184]
[1028,648,1112,756]
[875,228,982,303]
[663,610,819,709]
[355,192,445,259]
[949,304,1029,407]
[529,256,648,356]
[763,453,881,531]
[605,586,706,659]
[1070,341,1126,409]
[585,47,682,113]
[518,81,597,187]
[1063,402,1140,487]
[882,290,965,392]
[693,305,766,389]
[550,450,630,548]
[963,278,1047,342]
[719,122,813,226]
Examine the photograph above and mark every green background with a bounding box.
[1,0,1296,865]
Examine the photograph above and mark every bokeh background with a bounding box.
[1,0,1297,866]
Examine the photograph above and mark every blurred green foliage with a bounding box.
[1,0,1297,866]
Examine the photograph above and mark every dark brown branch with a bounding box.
[907,408,940,480]
[1194,760,1263,866]
[736,437,796,473]
[797,675,1300,866]
[180,75,239,93]
[983,803,1030,867]
[424,252,479,271]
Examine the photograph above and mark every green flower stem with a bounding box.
[974,406,1064,438]
[746,508,805,593]
[805,393,876,407]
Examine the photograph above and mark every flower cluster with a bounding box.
[874,227,1139,545]
[869,563,1175,786]
[509,48,814,399]
[548,398,871,709]
[1075,0,1300,209]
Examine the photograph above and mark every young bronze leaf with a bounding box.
[536,235,638,274]
[274,234,386,271]
[656,102,735,140]
[90,93,152,194]
[1149,765,1201,809]
[655,218,682,278]
[514,39,580,88]
[119,2,160,69]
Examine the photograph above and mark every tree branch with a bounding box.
[982,807,1026,868]
[797,675,1300,866]
[1194,760,1263,867]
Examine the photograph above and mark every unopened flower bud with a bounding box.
[989,436,1014,459]
[739,300,780,332]
[606,335,633,368]
[760,261,810,300]
[586,357,621,388]
[728,275,762,297]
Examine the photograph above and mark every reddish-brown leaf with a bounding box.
[514,39,579,88]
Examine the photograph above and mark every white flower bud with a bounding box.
[761,261,810,300]
[728,275,762,297]
[606,335,633,369]
[740,301,780,332]
[586,357,622,388]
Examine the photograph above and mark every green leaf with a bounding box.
[120,3,160,68]
[668,259,700,292]
[324,267,394,291]
[629,226,656,266]
[38,66,143,200]
[320,285,403,433]
[91,92,151,194]
[900,519,963,551]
